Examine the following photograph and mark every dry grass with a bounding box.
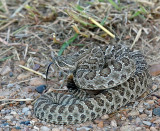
[0,0,160,129]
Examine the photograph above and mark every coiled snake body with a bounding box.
[34,44,152,124]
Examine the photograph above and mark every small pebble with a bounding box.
[15,126,21,129]
[139,114,147,119]
[0,66,11,75]
[101,114,109,119]
[150,127,158,131]
[10,111,17,115]
[9,72,13,77]
[52,128,60,131]
[128,110,139,116]
[40,126,50,131]
[111,119,117,127]
[2,123,9,126]
[22,107,30,115]
[4,115,13,121]
[97,121,104,128]
[33,64,40,71]
[120,125,135,131]
[25,121,30,125]
[138,107,144,113]
[143,121,152,126]
[135,117,142,125]
[35,85,46,93]
[153,107,160,116]
[19,101,25,105]
[7,84,14,88]
[29,77,45,86]
[17,73,31,80]
[76,126,93,131]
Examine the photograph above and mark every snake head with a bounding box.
[51,51,76,76]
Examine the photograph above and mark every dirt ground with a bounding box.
[0,0,160,131]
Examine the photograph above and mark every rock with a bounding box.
[144,102,151,109]
[35,85,46,93]
[120,125,135,131]
[10,111,17,115]
[52,128,60,131]
[17,73,31,80]
[111,119,117,127]
[101,114,109,119]
[9,72,13,77]
[128,110,139,116]
[0,66,11,75]
[22,107,30,115]
[4,115,13,121]
[97,121,104,128]
[121,117,126,120]
[139,114,147,119]
[135,127,145,131]
[7,84,14,88]
[76,126,93,131]
[29,77,45,86]
[40,126,50,131]
[150,127,158,131]
[153,107,160,116]
[26,111,32,117]
[146,100,154,105]
[153,118,160,124]
[135,117,142,125]
[143,121,152,126]
[138,107,144,113]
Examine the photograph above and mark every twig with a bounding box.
[0,37,26,46]
[89,17,115,38]
[19,65,46,78]
[0,98,34,101]
[130,28,142,49]
[11,0,31,18]
[0,19,17,31]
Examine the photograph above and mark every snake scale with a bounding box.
[34,43,152,124]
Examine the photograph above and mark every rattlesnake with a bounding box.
[34,43,152,124]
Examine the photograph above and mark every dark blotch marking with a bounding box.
[115,95,121,103]
[136,86,140,94]
[111,105,115,110]
[67,115,73,121]
[91,112,96,119]
[112,61,122,71]
[100,67,111,77]
[76,104,84,113]
[48,114,52,119]
[114,85,125,96]
[95,97,104,106]
[58,106,65,113]
[108,80,114,86]
[121,57,130,66]
[50,105,57,113]
[95,107,101,112]
[121,75,127,81]
[123,98,127,103]
[80,114,86,121]
[68,105,74,113]
[84,71,96,80]
[130,94,134,100]
[128,77,135,90]
[41,112,44,117]
[57,116,62,122]
[43,104,49,110]
[85,100,94,110]
[126,90,131,98]
[103,92,113,102]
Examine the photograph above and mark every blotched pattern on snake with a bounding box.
[34,43,152,124]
